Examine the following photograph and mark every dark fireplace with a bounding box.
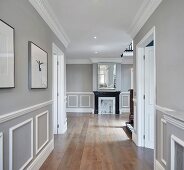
[93,91,121,114]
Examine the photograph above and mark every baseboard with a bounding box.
[155,160,165,170]
[66,108,93,113]
[132,131,138,146]
[27,138,54,170]
[61,121,67,134]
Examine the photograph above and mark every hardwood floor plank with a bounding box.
[40,113,153,170]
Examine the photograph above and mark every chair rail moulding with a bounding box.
[0,100,53,124]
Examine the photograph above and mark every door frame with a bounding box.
[52,43,66,134]
[135,26,156,152]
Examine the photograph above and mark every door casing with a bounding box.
[52,43,67,134]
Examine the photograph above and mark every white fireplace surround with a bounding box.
[98,97,115,114]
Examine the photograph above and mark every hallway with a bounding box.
[40,113,153,170]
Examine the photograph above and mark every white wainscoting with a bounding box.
[67,95,78,107]
[161,118,167,166]
[66,92,93,113]
[9,118,33,170]
[36,111,49,155]
[120,92,130,113]
[27,138,54,170]
[0,132,3,170]
[80,95,90,108]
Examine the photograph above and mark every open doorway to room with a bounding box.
[52,43,67,134]
[135,27,156,150]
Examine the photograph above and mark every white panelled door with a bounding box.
[144,46,155,149]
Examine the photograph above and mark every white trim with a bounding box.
[132,131,139,146]
[66,59,92,64]
[156,105,184,123]
[36,111,49,155]
[171,135,184,170]
[27,138,54,170]
[80,95,91,108]
[90,58,123,63]
[0,132,3,170]
[160,118,167,166]
[120,91,130,95]
[67,92,93,95]
[155,160,165,170]
[52,43,66,135]
[131,68,134,89]
[66,58,133,65]
[129,0,162,38]
[0,100,53,124]
[29,0,70,47]
[9,118,33,170]
[136,26,156,147]
[66,108,93,113]
[67,95,78,108]
[123,51,133,57]
[164,115,184,130]
[156,105,174,113]
[121,95,130,108]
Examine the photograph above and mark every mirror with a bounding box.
[98,63,116,90]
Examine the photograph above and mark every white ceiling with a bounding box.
[46,0,151,59]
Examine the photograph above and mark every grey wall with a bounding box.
[133,0,184,167]
[121,64,132,92]
[66,64,93,92]
[0,0,65,169]
[134,0,184,110]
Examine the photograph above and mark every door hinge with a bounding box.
[143,94,145,100]
[57,61,59,65]
[143,55,145,60]
[57,124,59,128]
[57,92,59,96]
[143,135,145,139]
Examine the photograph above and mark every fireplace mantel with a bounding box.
[93,91,121,114]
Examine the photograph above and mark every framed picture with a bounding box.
[28,41,48,89]
[0,19,15,88]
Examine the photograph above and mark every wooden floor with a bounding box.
[40,113,154,170]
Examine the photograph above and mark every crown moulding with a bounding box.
[66,57,133,65]
[29,0,70,48]
[129,0,162,39]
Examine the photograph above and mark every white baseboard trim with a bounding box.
[155,160,165,170]
[27,138,54,170]
[61,121,67,134]
[132,131,138,146]
[120,108,130,113]
[66,108,93,113]
[0,100,53,124]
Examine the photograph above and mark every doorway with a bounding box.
[52,43,67,134]
[135,27,156,150]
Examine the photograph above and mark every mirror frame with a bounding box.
[97,63,117,90]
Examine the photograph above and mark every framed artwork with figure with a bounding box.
[28,41,48,89]
[0,19,15,88]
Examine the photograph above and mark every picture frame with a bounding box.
[0,19,15,88]
[28,41,48,89]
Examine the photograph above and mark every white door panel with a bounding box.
[144,46,154,149]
